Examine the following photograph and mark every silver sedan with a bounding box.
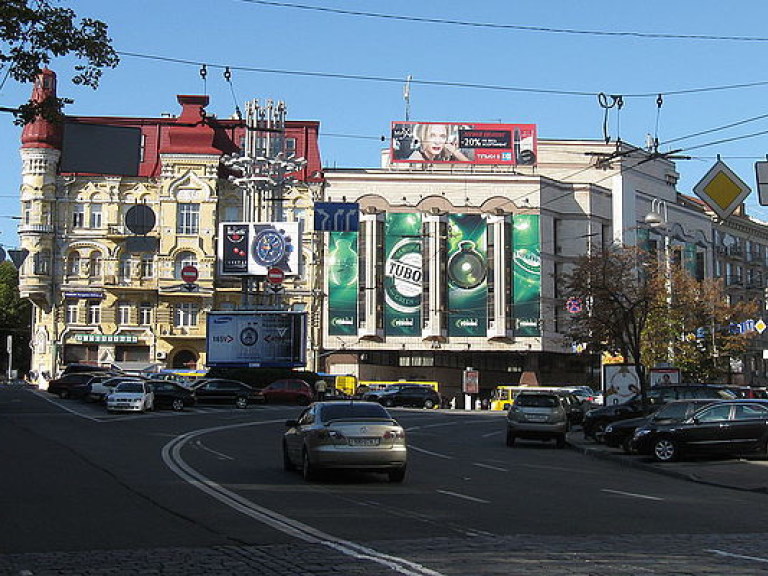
[283,401,407,482]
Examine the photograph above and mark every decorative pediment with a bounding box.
[167,169,214,202]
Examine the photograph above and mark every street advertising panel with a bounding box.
[390,121,537,165]
[218,221,301,277]
[512,214,541,337]
[649,367,681,387]
[447,214,488,337]
[206,311,307,368]
[328,231,359,336]
[603,364,641,406]
[384,213,422,336]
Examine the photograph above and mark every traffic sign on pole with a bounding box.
[181,265,198,284]
[266,267,285,285]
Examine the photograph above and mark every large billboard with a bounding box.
[391,122,537,165]
[206,311,307,368]
[384,213,422,336]
[512,214,541,337]
[328,231,359,336]
[447,214,488,337]
[218,221,301,277]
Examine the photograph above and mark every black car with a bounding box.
[376,386,441,409]
[603,399,717,453]
[148,380,196,411]
[632,399,768,462]
[582,384,737,442]
[47,372,105,399]
[192,378,259,408]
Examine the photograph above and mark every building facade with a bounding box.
[19,70,322,383]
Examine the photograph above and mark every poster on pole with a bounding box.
[602,364,641,406]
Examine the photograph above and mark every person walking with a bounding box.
[315,379,327,401]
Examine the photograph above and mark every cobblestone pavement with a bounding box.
[2,533,768,575]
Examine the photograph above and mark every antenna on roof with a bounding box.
[403,75,412,122]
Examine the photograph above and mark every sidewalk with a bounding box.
[567,428,768,494]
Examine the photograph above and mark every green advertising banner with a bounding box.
[447,214,488,337]
[384,213,423,336]
[328,231,359,336]
[512,214,541,337]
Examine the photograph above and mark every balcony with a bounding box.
[106,224,129,238]
[18,223,54,234]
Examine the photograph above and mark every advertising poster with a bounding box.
[384,213,423,336]
[218,221,301,276]
[328,231,359,336]
[206,311,307,368]
[447,214,488,337]
[390,122,537,165]
[512,214,541,337]
[603,364,641,406]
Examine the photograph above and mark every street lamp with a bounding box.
[645,198,673,364]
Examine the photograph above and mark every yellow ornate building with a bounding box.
[19,70,323,383]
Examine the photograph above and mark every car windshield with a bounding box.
[320,403,391,422]
[115,383,143,393]
[516,395,557,408]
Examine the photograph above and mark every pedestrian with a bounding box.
[315,379,327,401]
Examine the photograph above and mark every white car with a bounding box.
[106,381,155,413]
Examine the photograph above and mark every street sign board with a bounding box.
[463,369,479,394]
[181,265,198,284]
[314,202,360,232]
[693,160,751,220]
[266,267,285,285]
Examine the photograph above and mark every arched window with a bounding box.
[174,251,198,279]
[89,251,102,278]
[67,252,80,276]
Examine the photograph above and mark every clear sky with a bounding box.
[2,1,768,249]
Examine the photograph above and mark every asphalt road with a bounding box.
[2,385,768,575]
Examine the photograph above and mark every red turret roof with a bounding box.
[21,68,63,149]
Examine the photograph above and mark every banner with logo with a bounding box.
[512,214,541,337]
[328,231,359,336]
[384,213,423,336]
[447,214,488,337]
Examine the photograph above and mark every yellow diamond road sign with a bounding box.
[693,159,751,220]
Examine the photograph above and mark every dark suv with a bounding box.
[582,384,737,442]
[377,386,441,409]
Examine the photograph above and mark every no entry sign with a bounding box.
[267,267,285,285]
[181,265,198,284]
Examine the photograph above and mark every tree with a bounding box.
[0,1,118,124]
[0,261,31,375]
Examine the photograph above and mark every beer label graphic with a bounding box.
[512,214,541,337]
[447,214,488,337]
[384,213,422,336]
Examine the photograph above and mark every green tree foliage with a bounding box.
[0,261,31,373]
[0,1,118,124]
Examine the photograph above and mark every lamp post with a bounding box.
[644,198,673,364]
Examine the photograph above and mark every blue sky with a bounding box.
[2,1,768,249]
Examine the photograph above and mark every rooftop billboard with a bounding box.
[390,122,537,165]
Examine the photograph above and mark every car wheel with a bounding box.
[424,399,435,409]
[621,437,633,454]
[171,398,184,411]
[506,429,516,447]
[282,441,295,472]
[235,396,248,409]
[593,422,607,443]
[555,434,566,449]
[383,398,395,408]
[388,466,406,483]
[58,390,69,400]
[653,437,678,462]
[302,449,317,481]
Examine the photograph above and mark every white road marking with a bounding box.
[162,420,446,576]
[408,445,453,459]
[33,391,102,422]
[707,549,768,564]
[601,488,664,501]
[481,430,501,438]
[473,462,508,472]
[193,439,234,461]
[436,490,490,504]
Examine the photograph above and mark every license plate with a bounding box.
[349,438,379,446]
[527,415,548,422]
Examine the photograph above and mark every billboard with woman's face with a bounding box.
[391,121,537,165]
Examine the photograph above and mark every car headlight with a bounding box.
[633,428,650,438]
[605,424,614,433]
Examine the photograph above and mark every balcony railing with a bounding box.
[17,223,54,234]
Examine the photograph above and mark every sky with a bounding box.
[3,1,768,250]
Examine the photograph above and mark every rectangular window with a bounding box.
[175,302,199,327]
[140,303,152,325]
[88,302,101,324]
[141,255,154,278]
[177,203,199,234]
[23,202,31,225]
[66,302,78,324]
[72,206,85,228]
[90,204,102,229]
[117,302,131,325]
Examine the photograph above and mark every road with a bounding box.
[1,384,768,575]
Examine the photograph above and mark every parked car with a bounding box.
[87,375,146,403]
[555,390,586,425]
[193,378,259,408]
[62,363,118,376]
[259,379,314,405]
[283,401,408,482]
[47,372,104,399]
[603,399,717,453]
[632,399,768,462]
[506,391,569,448]
[147,380,196,411]
[362,383,431,403]
[106,381,155,413]
[560,386,602,406]
[582,384,737,442]
[376,385,441,409]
